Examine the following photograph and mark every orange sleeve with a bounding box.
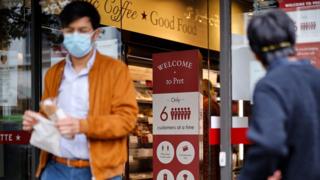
[80,63,138,139]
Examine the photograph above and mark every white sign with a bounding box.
[232,46,266,101]
[287,7,320,43]
[153,92,201,135]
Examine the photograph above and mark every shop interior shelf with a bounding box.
[129,172,153,180]
[137,99,152,104]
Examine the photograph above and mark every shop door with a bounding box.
[224,0,320,179]
[0,0,35,179]
[227,1,275,179]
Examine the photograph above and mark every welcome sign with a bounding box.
[153,50,202,180]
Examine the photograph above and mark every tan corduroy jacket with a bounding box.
[35,52,138,180]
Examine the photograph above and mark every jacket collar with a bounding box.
[267,57,311,72]
[52,50,103,97]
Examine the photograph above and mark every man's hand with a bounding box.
[268,170,282,180]
[56,116,80,138]
[22,110,39,131]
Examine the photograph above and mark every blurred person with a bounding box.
[201,79,220,180]
[22,1,138,180]
[238,9,320,180]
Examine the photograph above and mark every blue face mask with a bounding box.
[63,32,94,58]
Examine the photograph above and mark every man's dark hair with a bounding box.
[60,1,100,30]
[247,9,296,66]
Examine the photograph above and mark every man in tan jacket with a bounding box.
[22,1,138,180]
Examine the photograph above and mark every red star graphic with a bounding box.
[141,11,147,20]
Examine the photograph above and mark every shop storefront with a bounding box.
[0,0,319,179]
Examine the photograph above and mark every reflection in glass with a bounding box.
[0,1,32,179]
[0,0,31,127]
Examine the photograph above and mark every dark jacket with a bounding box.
[239,58,320,180]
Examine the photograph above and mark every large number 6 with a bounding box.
[160,106,168,121]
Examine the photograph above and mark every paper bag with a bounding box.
[30,114,62,156]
